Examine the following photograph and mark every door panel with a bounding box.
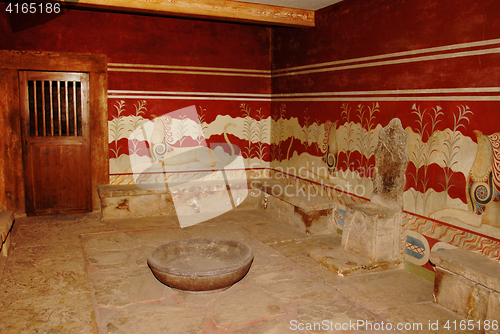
[20,71,91,215]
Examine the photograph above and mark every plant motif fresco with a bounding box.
[108,100,271,185]
[270,101,500,235]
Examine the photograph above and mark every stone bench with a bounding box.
[251,179,337,235]
[98,179,258,220]
[0,211,14,257]
[430,248,500,320]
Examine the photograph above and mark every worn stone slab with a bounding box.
[334,270,434,313]
[90,267,171,307]
[211,282,287,328]
[430,248,500,293]
[382,302,480,334]
[81,232,142,251]
[103,215,179,231]
[308,245,403,277]
[2,256,90,298]
[103,302,206,334]
[0,293,98,334]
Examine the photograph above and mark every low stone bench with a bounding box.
[430,248,500,320]
[251,179,336,235]
[98,180,257,220]
[0,211,14,257]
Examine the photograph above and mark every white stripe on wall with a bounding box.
[108,38,500,80]
[108,88,500,101]
[273,38,500,75]
[107,38,500,100]
[273,47,500,77]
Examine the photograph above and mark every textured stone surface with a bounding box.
[255,179,336,235]
[430,248,500,292]
[342,206,405,263]
[433,267,500,321]
[101,196,131,219]
[340,118,409,267]
[0,210,481,334]
[0,211,14,256]
[382,302,483,334]
[371,117,409,211]
[308,244,403,277]
[431,248,500,321]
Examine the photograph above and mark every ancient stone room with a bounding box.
[0,0,499,333]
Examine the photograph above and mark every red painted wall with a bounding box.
[271,0,500,268]
[0,5,272,187]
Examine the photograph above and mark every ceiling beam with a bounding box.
[58,0,315,27]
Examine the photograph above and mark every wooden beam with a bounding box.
[58,0,315,27]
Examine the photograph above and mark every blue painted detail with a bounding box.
[405,235,426,260]
[337,219,344,227]
[406,248,424,259]
[407,235,425,249]
[338,208,345,217]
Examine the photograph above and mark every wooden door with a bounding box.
[19,71,92,216]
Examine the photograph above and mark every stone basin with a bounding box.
[147,238,254,292]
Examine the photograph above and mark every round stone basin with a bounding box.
[147,238,254,292]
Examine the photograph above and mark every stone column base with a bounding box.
[341,202,406,264]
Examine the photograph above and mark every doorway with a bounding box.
[19,71,92,215]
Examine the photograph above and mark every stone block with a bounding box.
[433,267,476,318]
[430,248,500,292]
[101,197,131,219]
[252,179,336,235]
[342,203,405,263]
[263,193,294,223]
[293,207,334,235]
[158,193,175,215]
[487,289,500,320]
[431,249,500,321]
[234,188,260,210]
[128,194,161,217]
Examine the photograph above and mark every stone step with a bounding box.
[308,244,404,277]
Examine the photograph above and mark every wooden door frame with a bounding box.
[0,50,108,215]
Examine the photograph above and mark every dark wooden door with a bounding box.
[19,71,92,216]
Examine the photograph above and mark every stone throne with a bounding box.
[341,118,409,267]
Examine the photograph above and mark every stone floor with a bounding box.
[0,209,488,334]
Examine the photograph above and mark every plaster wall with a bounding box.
[271,0,500,278]
[0,5,272,211]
